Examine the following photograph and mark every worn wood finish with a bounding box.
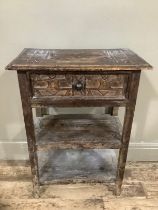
[31,73,128,99]
[6,48,152,71]
[35,114,122,150]
[107,107,119,116]
[17,72,40,197]
[36,108,49,117]
[6,48,152,196]
[31,97,128,107]
[115,71,141,195]
[38,149,117,184]
[111,107,119,116]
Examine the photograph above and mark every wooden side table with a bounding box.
[6,48,152,196]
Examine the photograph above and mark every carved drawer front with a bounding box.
[31,74,128,99]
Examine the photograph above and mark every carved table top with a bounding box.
[6,48,152,71]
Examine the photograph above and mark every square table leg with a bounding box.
[115,71,141,195]
[18,72,40,197]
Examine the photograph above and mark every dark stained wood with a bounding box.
[31,73,128,99]
[31,97,128,107]
[35,114,122,150]
[107,107,119,116]
[6,48,152,71]
[115,71,141,196]
[112,107,119,116]
[38,149,117,184]
[30,71,130,107]
[36,108,49,117]
[17,72,40,197]
[6,49,152,196]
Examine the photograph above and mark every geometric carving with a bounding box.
[31,74,128,99]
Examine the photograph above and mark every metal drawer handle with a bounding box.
[72,81,85,91]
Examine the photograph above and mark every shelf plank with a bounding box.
[35,114,122,150]
[38,149,117,184]
[31,97,128,108]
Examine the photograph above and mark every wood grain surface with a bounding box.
[116,71,141,195]
[17,72,40,196]
[31,73,128,98]
[6,49,152,197]
[6,48,152,71]
[35,114,122,150]
[38,149,117,184]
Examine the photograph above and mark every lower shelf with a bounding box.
[38,149,117,184]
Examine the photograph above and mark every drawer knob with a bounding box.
[73,81,85,91]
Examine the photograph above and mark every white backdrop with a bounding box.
[0,0,158,160]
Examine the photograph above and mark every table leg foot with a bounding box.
[32,185,40,198]
[115,183,122,196]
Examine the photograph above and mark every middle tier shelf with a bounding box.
[35,114,122,150]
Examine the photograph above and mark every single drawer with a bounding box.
[31,73,128,99]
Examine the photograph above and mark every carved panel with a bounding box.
[31,74,128,99]
[85,75,127,97]
[31,74,72,96]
